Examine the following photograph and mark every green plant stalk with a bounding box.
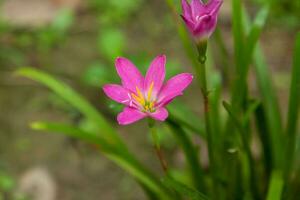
[148,119,168,174]
[284,32,300,180]
[167,117,206,193]
[196,42,217,197]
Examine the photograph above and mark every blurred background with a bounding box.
[0,0,299,199]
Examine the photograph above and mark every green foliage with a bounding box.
[266,171,284,200]
[162,177,209,200]
[16,67,174,200]
[98,28,126,59]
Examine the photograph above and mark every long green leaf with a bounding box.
[243,8,284,170]
[243,6,269,75]
[253,47,284,169]
[266,171,283,200]
[162,177,209,200]
[232,0,245,74]
[222,101,260,199]
[167,118,206,193]
[31,121,173,200]
[284,32,300,178]
[16,67,124,148]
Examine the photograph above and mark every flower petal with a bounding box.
[117,107,146,125]
[181,0,192,20]
[206,0,223,15]
[150,107,168,121]
[191,0,204,18]
[115,57,144,92]
[103,84,131,105]
[181,15,195,31]
[193,14,217,39]
[158,73,193,106]
[144,55,166,97]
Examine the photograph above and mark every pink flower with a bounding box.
[181,0,222,42]
[103,55,193,125]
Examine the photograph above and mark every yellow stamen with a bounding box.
[136,86,144,100]
[131,84,156,113]
[147,81,154,102]
[149,101,155,109]
[132,93,144,105]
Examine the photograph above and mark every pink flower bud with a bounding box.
[181,0,222,42]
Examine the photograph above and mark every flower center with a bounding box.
[131,82,156,113]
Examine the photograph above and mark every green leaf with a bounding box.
[242,100,261,125]
[162,177,209,200]
[167,119,206,193]
[266,171,284,200]
[16,67,124,148]
[232,0,245,73]
[284,32,300,177]
[255,104,272,178]
[222,101,260,199]
[30,122,114,152]
[253,46,284,169]
[243,7,284,170]
[243,6,269,73]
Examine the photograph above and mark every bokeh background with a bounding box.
[0,0,299,199]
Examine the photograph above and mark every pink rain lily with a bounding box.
[181,0,222,42]
[103,55,193,125]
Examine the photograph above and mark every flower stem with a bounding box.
[196,41,216,192]
[148,119,168,174]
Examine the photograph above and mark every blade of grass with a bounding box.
[232,0,245,75]
[31,121,174,200]
[243,7,284,170]
[223,101,260,199]
[253,47,284,169]
[266,171,284,200]
[162,177,209,200]
[255,104,272,182]
[167,118,206,193]
[16,67,125,148]
[243,6,269,71]
[284,32,300,179]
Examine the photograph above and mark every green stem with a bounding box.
[196,41,216,194]
[148,119,168,174]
